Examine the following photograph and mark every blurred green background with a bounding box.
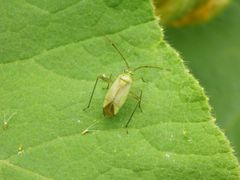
[165,1,240,159]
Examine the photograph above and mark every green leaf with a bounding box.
[0,0,239,179]
[165,1,240,160]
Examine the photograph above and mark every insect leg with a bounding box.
[138,90,143,112]
[125,90,143,128]
[129,90,143,112]
[104,74,112,90]
[141,77,146,83]
[83,74,112,111]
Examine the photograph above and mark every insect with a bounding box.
[2,112,17,129]
[18,145,24,155]
[83,35,164,132]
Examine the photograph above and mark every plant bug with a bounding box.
[83,35,165,132]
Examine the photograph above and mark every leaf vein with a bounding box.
[0,20,155,65]
[0,160,52,180]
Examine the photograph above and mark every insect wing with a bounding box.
[103,74,132,116]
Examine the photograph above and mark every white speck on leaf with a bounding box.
[165,153,171,159]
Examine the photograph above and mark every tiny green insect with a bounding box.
[83,35,164,132]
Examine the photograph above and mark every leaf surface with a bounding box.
[166,0,240,159]
[0,0,239,179]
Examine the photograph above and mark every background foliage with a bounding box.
[165,0,240,159]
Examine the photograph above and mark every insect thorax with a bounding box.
[119,73,133,84]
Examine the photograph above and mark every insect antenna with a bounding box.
[81,120,100,135]
[4,112,17,122]
[103,35,130,69]
[133,65,167,72]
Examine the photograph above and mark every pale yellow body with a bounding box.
[103,73,132,117]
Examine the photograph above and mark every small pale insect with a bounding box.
[3,121,8,129]
[83,35,165,132]
[18,145,24,155]
[2,112,17,130]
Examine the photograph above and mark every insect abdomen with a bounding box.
[103,102,115,117]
